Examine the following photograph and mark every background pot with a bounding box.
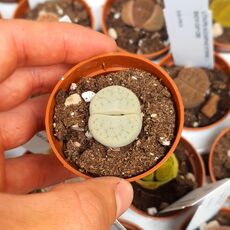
[13,0,95,29]
[209,127,230,182]
[101,0,169,59]
[119,219,142,230]
[130,137,205,218]
[159,53,230,131]
[45,52,184,182]
[215,41,230,53]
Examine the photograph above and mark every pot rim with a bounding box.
[101,0,169,59]
[130,136,205,219]
[45,52,184,182]
[159,53,230,131]
[13,0,95,29]
[209,127,230,182]
[119,219,143,230]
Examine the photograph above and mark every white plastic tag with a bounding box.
[59,15,72,23]
[163,0,214,68]
[23,131,50,153]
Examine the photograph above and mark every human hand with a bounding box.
[0,20,133,230]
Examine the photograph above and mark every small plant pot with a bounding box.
[131,137,205,218]
[119,220,142,230]
[14,0,94,29]
[180,207,230,230]
[215,41,230,53]
[45,52,184,182]
[159,53,230,131]
[101,0,169,59]
[209,127,230,182]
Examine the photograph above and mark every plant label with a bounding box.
[23,131,50,153]
[160,179,230,229]
[163,0,214,68]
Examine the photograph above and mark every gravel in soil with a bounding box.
[132,140,197,214]
[106,0,168,55]
[23,0,91,27]
[164,66,230,128]
[213,131,230,180]
[53,69,176,178]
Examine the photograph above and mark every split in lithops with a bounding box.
[136,154,179,190]
[21,0,91,26]
[132,139,199,215]
[164,66,230,128]
[53,68,176,178]
[105,0,168,55]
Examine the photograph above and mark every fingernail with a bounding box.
[115,179,133,217]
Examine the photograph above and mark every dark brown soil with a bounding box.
[53,69,176,178]
[105,0,168,55]
[201,153,210,176]
[215,27,230,45]
[212,131,230,180]
[23,0,91,27]
[132,140,197,214]
[164,66,230,128]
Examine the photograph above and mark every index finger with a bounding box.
[0,20,117,82]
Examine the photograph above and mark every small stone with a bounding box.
[227,149,230,157]
[138,39,144,47]
[129,39,134,44]
[70,83,77,91]
[56,5,64,15]
[186,173,196,182]
[74,142,81,148]
[201,93,220,118]
[108,28,118,40]
[147,207,158,216]
[150,113,157,118]
[70,112,75,116]
[81,91,95,102]
[53,123,56,128]
[113,12,120,19]
[71,124,84,132]
[61,77,65,81]
[131,76,137,80]
[150,152,154,156]
[85,131,93,139]
[65,93,81,107]
[159,137,170,146]
[212,23,223,38]
[110,148,121,152]
[192,121,199,127]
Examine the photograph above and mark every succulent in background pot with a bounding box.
[159,53,230,130]
[131,137,205,217]
[101,0,169,59]
[209,127,230,182]
[45,52,184,182]
[14,0,94,28]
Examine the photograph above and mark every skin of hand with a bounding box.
[0,20,133,230]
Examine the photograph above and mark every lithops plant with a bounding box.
[121,0,165,32]
[136,153,179,189]
[88,85,143,148]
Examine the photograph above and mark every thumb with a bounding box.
[2,177,133,230]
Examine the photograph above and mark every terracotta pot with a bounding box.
[45,52,184,182]
[215,41,230,53]
[130,137,205,218]
[101,0,169,59]
[13,0,95,29]
[159,53,230,131]
[119,220,142,230]
[180,207,230,230]
[209,127,230,182]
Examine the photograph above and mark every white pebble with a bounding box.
[74,142,81,148]
[227,149,230,157]
[81,91,95,102]
[129,39,134,44]
[162,140,171,146]
[193,121,199,127]
[71,124,84,132]
[56,5,63,15]
[113,12,120,19]
[70,83,77,91]
[65,93,82,107]
[108,28,118,40]
[138,39,143,47]
[150,113,157,118]
[212,23,223,38]
[70,112,75,116]
[150,152,154,156]
[186,173,196,182]
[147,207,158,216]
[131,76,137,80]
[85,131,93,139]
[61,77,65,81]
[53,123,56,128]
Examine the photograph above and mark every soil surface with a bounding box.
[23,0,91,27]
[216,27,230,45]
[132,140,197,214]
[212,131,230,180]
[53,69,176,178]
[106,0,168,55]
[164,66,229,128]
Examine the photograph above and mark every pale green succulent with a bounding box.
[136,153,179,190]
